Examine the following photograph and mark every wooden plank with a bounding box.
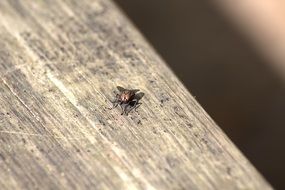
[0,0,271,189]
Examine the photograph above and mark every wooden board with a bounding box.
[0,0,271,189]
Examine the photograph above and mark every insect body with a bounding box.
[110,86,144,115]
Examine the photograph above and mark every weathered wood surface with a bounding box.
[0,0,271,189]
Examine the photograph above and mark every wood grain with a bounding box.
[0,0,271,189]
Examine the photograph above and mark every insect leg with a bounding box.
[134,102,142,112]
[120,103,127,115]
[125,99,138,114]
[108,97,119,110]
[110,102,119,110]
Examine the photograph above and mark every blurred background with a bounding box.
[115,0,285,189]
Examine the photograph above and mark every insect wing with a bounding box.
[135,92,144,100]
[131,89,140,93]
[117,86,139,93]
[128,89,140,99]
[117,86,126,92]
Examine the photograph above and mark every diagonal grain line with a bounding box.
[0,63,31,78]
[46,70,97,130]
[0,130,87,141]
[1,77,50,130]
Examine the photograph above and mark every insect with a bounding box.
[109,86,144,115]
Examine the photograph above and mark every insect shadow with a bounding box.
[109,86,144,115]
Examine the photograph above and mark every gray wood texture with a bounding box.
[0,0,271,189]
